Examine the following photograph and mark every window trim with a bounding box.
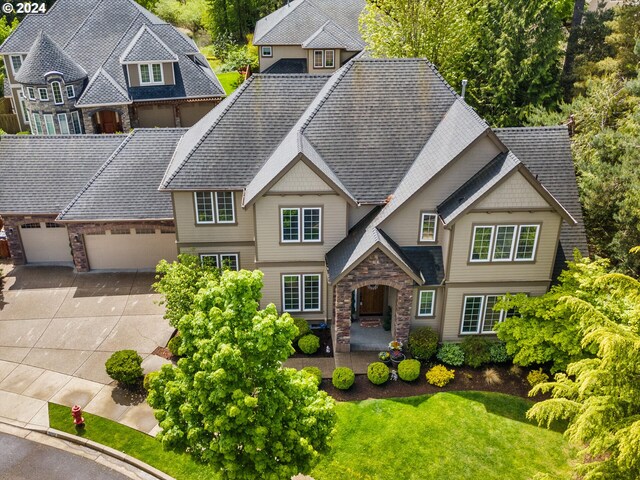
[282,274,301,312]
[215,192,236,224]
[43,114,55,135]
[514,224,540,262]
[10,55,22,75]
[66,85,75,99]
[419,212,438,242]
[460,295,485,335]
[194,191,215,224]
[302,207,322,243]
[57,113,70,135]
[417,289,436,317]
[491,224,517,262]
[193,191,237,225]
[280,207,323,243]
[281,273,322,313]
[219,253,239,271]
[280,207,300,243]
[139,62,164,85]
[38,88,49,101]
[324,49,335,68]
[70,111,82,134]
[460,294,510,335]
[469,225,495,262]
[51,81,63,105]
[313,50,324,68]
[27,86,36,100]
[260,46,272,57]
[32,113,43,135]
[17,91,29,124]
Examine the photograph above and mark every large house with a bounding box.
[254,0,365,74]
[0,0,225,134]
[0,58,587,352]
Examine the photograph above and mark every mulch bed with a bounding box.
[321,364,536,401]
[290,328,334,358]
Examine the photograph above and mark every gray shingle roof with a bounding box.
[58,129,186,221]
[161,74,330,190]
[400,246,444,285]
[262,58,308,74]
[75,68,131,107]
[302,20,365,50]
[0,134,126,214]
[1,0,224,105]
[254,0,365,49]
[14,31,87,84]
[119,25,178,63]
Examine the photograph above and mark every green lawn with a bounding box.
[216,71,243,94]
[49,392,574,480]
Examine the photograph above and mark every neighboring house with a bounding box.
[0,58,588,353]
[254,0,365,74]
[0,0,224,134]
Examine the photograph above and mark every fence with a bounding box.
[0,97,20,133]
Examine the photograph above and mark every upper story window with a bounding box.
[139,63,163,84]
[281,207,322,243]
[38,88,49,101]
[420,213,438,242]
[261,46,272,57]
[470,224,540,263]
[282,273,321,312]
[460,294,516,334]
[194,191,236,224]
[313,50,335,69]
[10,55,22,74]
[417,290,435,316]
[324,49,335,68]
[51,81,63,104]
[27,86,36,100]
[66,85,75,99]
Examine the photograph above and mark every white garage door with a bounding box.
[85,227,177,270]
[20,222,73,264]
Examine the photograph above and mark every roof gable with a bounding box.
[75,68,131,107]
[120,25,178,63]
[302,20,365,50]
[270,157,334,192]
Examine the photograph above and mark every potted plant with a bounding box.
[378,351,391,365]
[390,349,406,366]
[388,340,403,351]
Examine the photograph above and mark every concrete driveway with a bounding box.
[0,263,173,434]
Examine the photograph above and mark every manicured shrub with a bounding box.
[527,368,549,387]
[367,362,390,385]
[105,350,143,386]
[167,333,182,357]
[398,359,421,382]
[293,317,311,342]
[461,336,491,368]
[302,366,323,387]
[489,342,510,363]
[483,368,502,385]
[426,365,455,387]
[436,343,465,366]
[407,326,439,361]
[143,371,158,391]
[332,367,355,390]
[298,334,320,355]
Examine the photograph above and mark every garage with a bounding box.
[19,222,73,264]
[84,227,177,270]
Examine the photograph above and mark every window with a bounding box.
[324,50,335,68]
[66,85,75,99]
[215,192,235,223]
[139,63,163,84]
[71,111,82,134]
[21,223,41,229]
[515,225,539,261]
[51,81,63,104]
[470,226,494,262]
[194,191,235,224]
[281,208,322,243]
[110,228,131,235]
[135,227,156,234]
[461,294,509,334]
[261,46,272,57]
[57,113,70,135]
[45,222,64,228]
[281,208,299,242]
[200,254,218,268]
[418,290,435,316]
[31,113,43,134]
[220,254,239,271]
[194,192,214,223]
[43,114,55,135]
[10,55,22,74]
[17,92,29,124]
[314,50,324,68]
[38,88,49,101]
[302,208,321,242]
[492,225,516,261]
[27,87,36,100]
[420,213,438,242]
[282,274,321,312]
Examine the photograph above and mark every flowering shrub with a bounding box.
[425,365,455,387]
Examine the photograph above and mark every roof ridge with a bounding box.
[254,0,309,44]
[494,125,569,131]
[63,0,106,49]
[119,24,178,63]
[57,131,135,220]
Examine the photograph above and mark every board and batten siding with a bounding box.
[379,136,502,246]
[441,283,549,341]
[172,191,254,243]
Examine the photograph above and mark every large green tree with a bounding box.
[147,267,336,480]
[0,17,19,90]
[206,0,284,44]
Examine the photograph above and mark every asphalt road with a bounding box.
[0,432,130,480]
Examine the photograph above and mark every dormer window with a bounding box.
[10,55,22,74]
[66,85,75,99]
[139,63,163,84]
[38,88,49,101]
[51,81,63,104]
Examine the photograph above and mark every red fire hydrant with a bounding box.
[71,405,85,427]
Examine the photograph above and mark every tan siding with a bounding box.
[476,171,551,210]
[180,101,215,127]
[254,194,347,262]
[380,136,502,246]
[259,45,306,72]
[136,104,175,127]
[162,63,175,85]
[128,65,140,87]
[409,286,443,332]
[442,284,548,341]
[173,191,255,243]
[348,205,376,229]
[448,210,562,283]
[340,50,358,64]
[178,245,256,270]
[270,160,333,192]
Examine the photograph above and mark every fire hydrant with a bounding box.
[71,405,85,427]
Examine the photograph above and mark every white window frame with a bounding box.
[17,91,29,124]
[27,86,36,100]
[51,81,63,105]
[481,295,505,334]
[282,274,301,312]
[302,207,321,243]
[139,63,163,85]
[43,114,55,135]
[219,253,239,271]
[281,274,321,313]
[420,213,438,242]
[215,192,235,224]
[57,113,70,135]
[70,111,82,134]
[460,295,484,334]
[261,46,272,57]
[10,55,22,74]
[66,85,75,99]
[469,225,494,262]
[281,208,300,243]
[313,50,324,68]
[32,113,43,134]
[460,294,508,335]
[38,88,49,101]
[417,290,435,317]
[199,254,219,268]
[491,225,517,262]
[514,225,540,261]
[324,49,335,68]
[194,191,215,224]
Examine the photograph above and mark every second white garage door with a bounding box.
[85,228,177,270]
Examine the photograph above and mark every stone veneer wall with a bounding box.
[333,249,415,352]
[1,214,61,264]
[80,105,132,134]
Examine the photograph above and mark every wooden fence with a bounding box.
[0,97,20,133]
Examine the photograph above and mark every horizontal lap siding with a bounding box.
[259,45,306,71]
[410,286,444,332]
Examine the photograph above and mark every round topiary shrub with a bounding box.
[332,367,355,390]
[461,336,491,368]
[489,341,510,363]
[298,334,320,354]
[397,359,421,382]
[293,317,311,342]
[437,343,465,366]
[407,326,439,361]
[105,350,143,386]
[302,366,323,387]
[367,362,390,385]
[426,364,455,387]
[167,333,182,357]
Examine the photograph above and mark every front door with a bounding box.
[359,285,384,316]
[99,110,120,134]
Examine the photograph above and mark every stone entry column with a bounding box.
[333,249,415,352]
